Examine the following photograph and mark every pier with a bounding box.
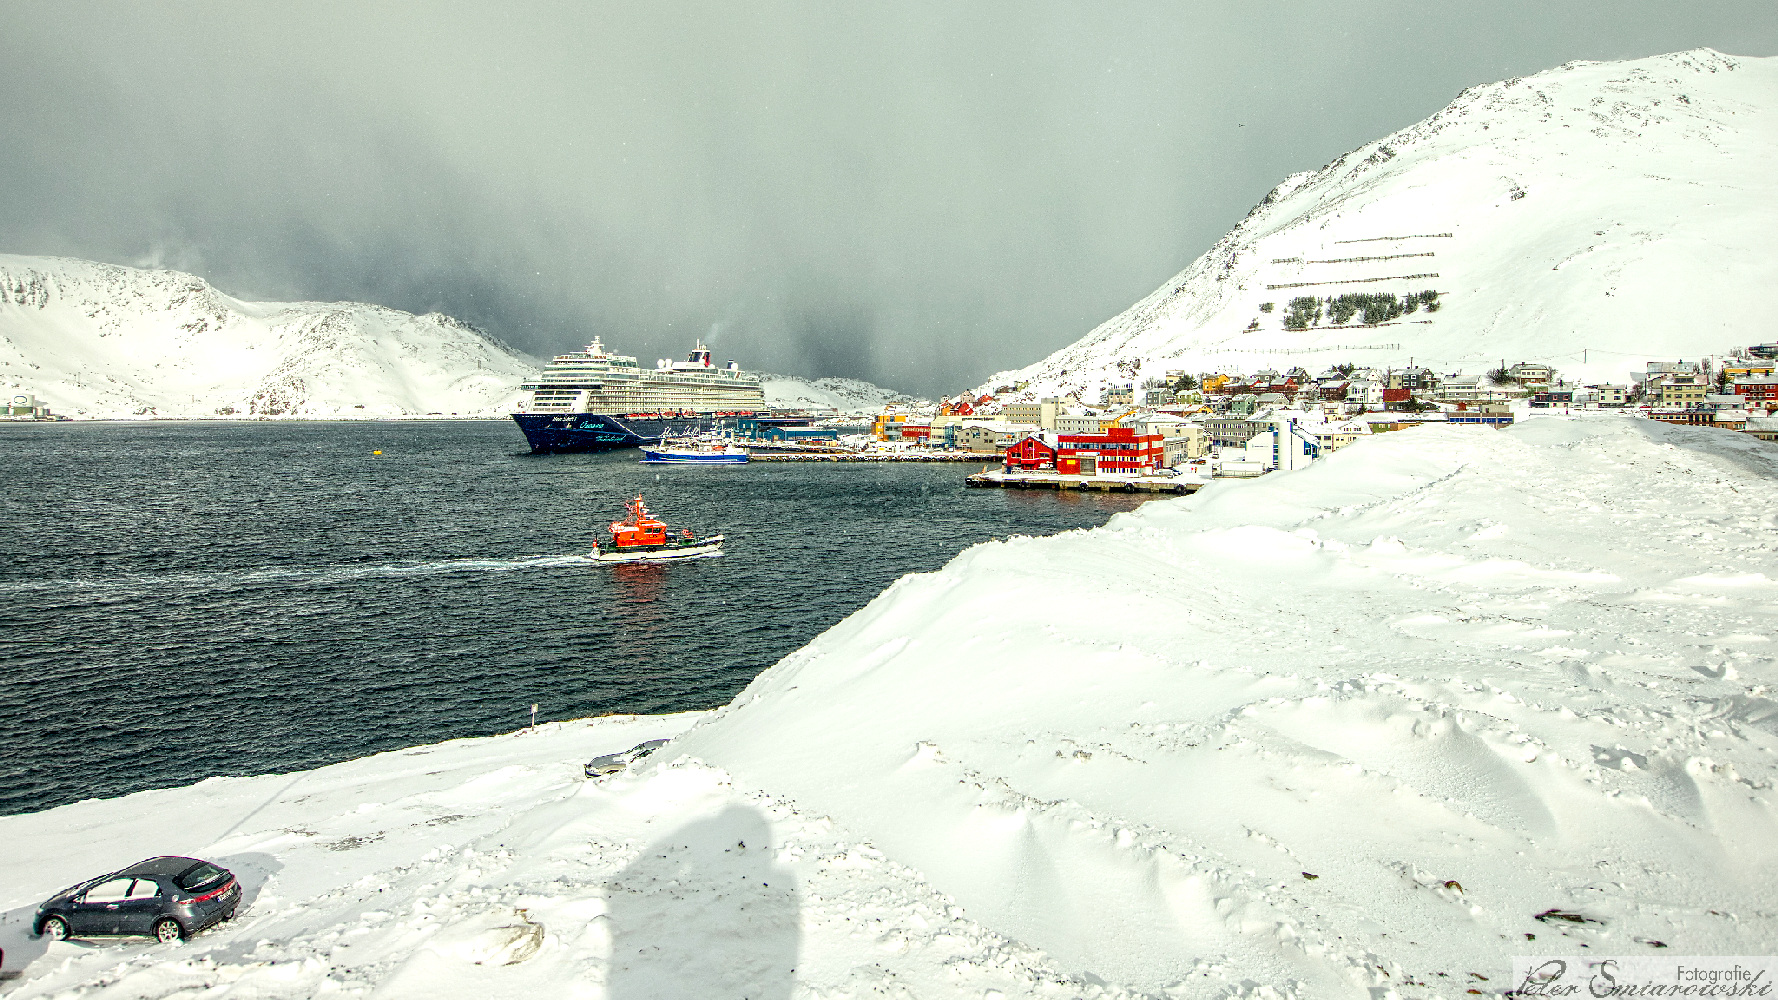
[965,469,1205,494]
[748,451,984,462]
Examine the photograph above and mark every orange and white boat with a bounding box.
[590,495,724,563]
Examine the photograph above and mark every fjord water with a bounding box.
[0,421,1147,815]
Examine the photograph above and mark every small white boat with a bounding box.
[639,441,749,464]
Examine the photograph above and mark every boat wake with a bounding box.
[0,554,609,597]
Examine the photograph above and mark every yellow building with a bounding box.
[1659,375,1708,406]
[873,410,912,440]
[1723,361,1777,378]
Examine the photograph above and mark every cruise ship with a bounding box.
[511,338,767,453]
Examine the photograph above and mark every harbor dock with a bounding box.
[748,451,983,462]
[965,469,1205,494]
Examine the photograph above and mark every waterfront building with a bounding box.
[1055,427,1164,475]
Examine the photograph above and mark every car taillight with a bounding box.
[190,879,234,904]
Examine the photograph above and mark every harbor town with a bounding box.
[736,343,1778,493]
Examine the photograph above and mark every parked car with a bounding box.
[585,739,671,778]
[34,856,240,943]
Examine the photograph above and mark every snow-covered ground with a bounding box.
[984,49,1778,399]
[3,415,1775,998]
[0,255,539,418]
[759,373,920,413]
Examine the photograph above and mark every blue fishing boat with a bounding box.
[640,442,750,464]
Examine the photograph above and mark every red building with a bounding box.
[1733,375,1778,404]
[1056,426,1164,474]
[900,423,932,443]
[1004,433,1058,470]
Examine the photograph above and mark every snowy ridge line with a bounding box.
[1331,233,1455,243]
[1264,273,1440,290]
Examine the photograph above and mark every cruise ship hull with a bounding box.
[512,412,745,454]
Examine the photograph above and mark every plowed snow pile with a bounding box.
[2,416,1775,999]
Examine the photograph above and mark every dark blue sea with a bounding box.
[0,420,1149,815]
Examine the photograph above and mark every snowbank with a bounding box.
[675,415,1778,992]
[0,255,539,418]
[2,416,1775,998]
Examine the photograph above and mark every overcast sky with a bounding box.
[2,2,1773,395]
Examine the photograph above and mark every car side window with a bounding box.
[127,879,161,899]
[83,878,133,903]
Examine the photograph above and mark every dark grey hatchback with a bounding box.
[34,856,240,943]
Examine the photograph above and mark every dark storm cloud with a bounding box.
[2,1,1773,395]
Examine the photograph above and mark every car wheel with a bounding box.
[41,915,70,941]
[153,918,185,943]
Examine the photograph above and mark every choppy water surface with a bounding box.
[0,420,1149,814]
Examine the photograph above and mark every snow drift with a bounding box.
[0,255,539,418]
[3,415,1774,998]
[671,416,1778,993]
[987,49,1778,397]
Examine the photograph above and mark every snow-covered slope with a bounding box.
[989,49,1778,397]
[677,416,1778,992]
[0,255,539,418]
[3,415,1774,998]
[759,373,919,412]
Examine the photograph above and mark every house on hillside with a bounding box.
[1531,386,1576,408]
[1732,375,1778,409]
[1507,362,1555,386]
[1588,384,1627,407]
[1659,374,1709,406]
[1388,367,1439,391]
[1346,379,1385,410]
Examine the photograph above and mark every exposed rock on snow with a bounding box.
[986,49,1778,398]
[0,255,539,418]
[759,373,919,412]
[2,415,1774,998]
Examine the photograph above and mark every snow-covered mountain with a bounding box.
[0,255,539,418]
[758,372,920,412]
[987,49,1778,397]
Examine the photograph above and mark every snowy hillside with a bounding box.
[987,49,1778,398]
[4,415,1775,998]
[0,255,539,418]
[759,372,919,412]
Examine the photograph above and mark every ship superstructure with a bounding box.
[512,339,767,453]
